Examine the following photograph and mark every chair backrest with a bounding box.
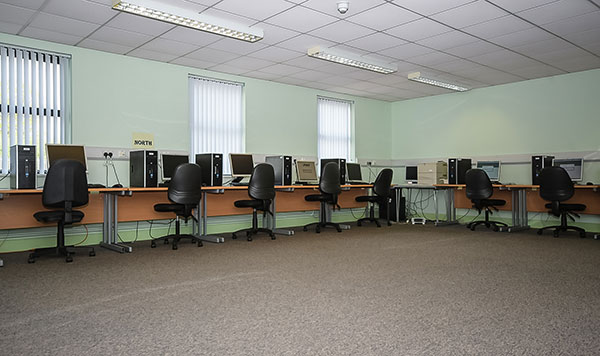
[248,163,276,200]
[373,168,393,197]
[168,163,202,205]
[320,162,342,195]
[42,159,88,209]
[465,168,493,200]
[539,166,574,202]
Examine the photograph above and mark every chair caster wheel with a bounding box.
[303,227,307,232]
[28,254,35,264]
[387,222,392,226]
[553,231,559,238]
[357,222,361,227]
[151,241,157,248]
[172,244,178,250]
[89,250,96,257]
[66,255,73,263]
[247,236,252,242]
[337,229,342,233]
[580,232,586,238]
[197,241,203,247]
[470,227,475,231]
[232,234,237,240]
[537,230,543,235]
[316,229,320,233]
[493,226,499,232]
[164,239,169,244]
[271,235,276,240]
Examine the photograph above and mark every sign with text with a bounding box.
[132,132,154,148]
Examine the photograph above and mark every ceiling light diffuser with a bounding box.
[307,46,396,74]
[407,72,469,92]
[112,0,263,43]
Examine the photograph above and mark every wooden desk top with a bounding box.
[434,184,599,190]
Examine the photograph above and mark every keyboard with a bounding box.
[231,182,249,186]
[295,181,317,185]
[159,181,170,187]
[349,181,369,185]
[87,183,106,188]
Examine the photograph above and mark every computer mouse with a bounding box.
[112,183,123,188]
[586,182,594,186]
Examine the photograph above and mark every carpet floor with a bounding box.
[1,224,599,355]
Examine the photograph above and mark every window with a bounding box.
[317,96,353,162]
[0,44,71,174]
[189,75,244,174]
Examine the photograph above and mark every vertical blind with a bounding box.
[0,44,70,173]
[318,96,353,163]
[189,76,244,174]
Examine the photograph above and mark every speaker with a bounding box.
[448,158,457,184]
[195,153,223,187]
[320,158,346,185]
[531,155,554,185]
[379,190,405,222]
[10,145,36,189]
[457,158,472,184]
[265,155,292,186]
[130,150,158,187]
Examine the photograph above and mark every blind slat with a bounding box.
[318,97,353,169]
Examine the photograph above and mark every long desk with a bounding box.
[434,184,600,233]
[394,184,458,226]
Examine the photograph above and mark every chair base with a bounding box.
[356,201,391,228]
[150,234,204,250]
[537,225,586,238]
[303,221,342,233]
[232,228,275,241]
[28,245,95,264]
[466,220,507,232]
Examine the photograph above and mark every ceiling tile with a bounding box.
[301,0,383,19]
[223,56,275,71]
[0,22,22,34]
[128,48,179,62]
[462,15,533,39]
[259,63,306,76]
[28,12,99,38]
[266,6,337,32]
[490,27,554,47]
[347,3,421,31]
[517,0,598,25]
[250,22,300,45]
[0,3,36,26]
[432,59,482,72]
[468,49,540,70]
[43,0,116,25]
[186,47,240,63]
[170,57,219,69]
[487,0,560,12]
[248,46,302,62]
[0,0,46,10]
[183,0,221,5]
[138,38,199,56]
[543,11,600,36]
[346,32,405,53]
[512,38,572,57]
[408,52,459,66]
[106,12,175,36]
[390,0,477,15]
[90,26,152,48]
[206,38,268,55]
[207,63,248,75]
[309,20,375,43]
[416,30,478,50]
[532,46,591,63]
[316,75,359,86]
[379,43,435,60]
[214,0,294,21]
[445,40,504,57]
[510,63,565,79]
[199,8,258,27]
[548,54,600,72]
[160,27,222,47]
[287,69,332,81]
[276,34,335,53]
[565,28,600,47]
[385,18,452,42]
[431,1,507,29]
[242,71,283,81]
[282,55,325,69]
[276,76,311,86]
[20,26,83,46]
[78,38,133,54]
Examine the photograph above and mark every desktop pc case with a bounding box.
[130,150,158,187]
[266,155,292,186]
[379,193,406,222]
[532,155,554,185]
[195,153,223,187]
[417,161,447,185]
[448,158,471,184]
[320,158,346,185]
[10,145,36,189]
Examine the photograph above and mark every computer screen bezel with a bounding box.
[553,158,583,182]
[296,160,318,181]
[405,165,418,183]
[346,162,362,181]
[161,153,189,180]
[229,153,254,178]
[476,160,501,181]
[46,144,88,171]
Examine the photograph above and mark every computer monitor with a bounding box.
[296,160,318,182]
[46,144,87,170]
[346,162,362,181]
[553,158,583,182]
[161,154,189,180]
[229,153,254,178]
[477,161,501,181]
[405,165,417,184]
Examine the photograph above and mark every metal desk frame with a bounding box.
[100,190,133,253]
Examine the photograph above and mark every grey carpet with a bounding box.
[1,224,599,355]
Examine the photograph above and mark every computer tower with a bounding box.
[457,158,471,184]
[320,158,346,185]
[531,155,554,185]
[266,155,292,186]
[195,153,223,187]
[130,150,158,187]
[379,191,405,222]
[10,145,36,189]
[448,158,457,184]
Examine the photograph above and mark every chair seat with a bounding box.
[305,194,335,203]
[33,210,84,223]
[355,195,381,203]
[545,202,586,211]
[234,199,269,210]
[480,199,506,207]
[154,203,185,213]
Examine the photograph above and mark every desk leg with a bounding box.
[270,196,294,236]
[198,192,224,243]
[100,193,132,253]
[507,189,529,232]
[435,188,458,226]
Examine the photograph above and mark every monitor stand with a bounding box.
[231,176,243,184]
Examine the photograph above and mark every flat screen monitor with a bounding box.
[477,161,501,181]
[553,158,583,182]
[229,153,254,177]
[161,154,189,180]
[405,165,417,183]
[296,160,317,181]
[46,144,87,170]
[346,162,362,181]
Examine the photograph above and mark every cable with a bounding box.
[111,161,121,186]
[0,230,9,249]
[74,225,89,245]
[349,207,367,220]
[0,172,10,183]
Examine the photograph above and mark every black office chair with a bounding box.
[29,159,95,263]
[465,168,507,232]
[537,166,586,238]
[355,168,393,227]
[232,163,276,241]
[151,163,204,250]
[303,162,343,233]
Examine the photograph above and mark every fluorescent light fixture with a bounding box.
[307,46,396,74]
[408,72,469,92]
[112,0,263,43]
